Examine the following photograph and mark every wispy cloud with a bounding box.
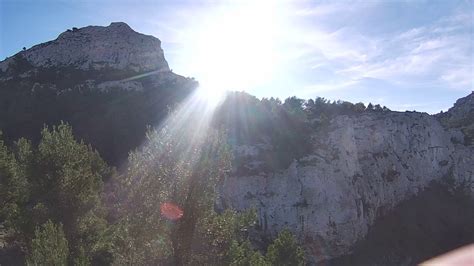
[290,2,473,99]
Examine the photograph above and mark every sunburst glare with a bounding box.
[186,1,283,106]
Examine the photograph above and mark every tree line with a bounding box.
[213,92,391,174]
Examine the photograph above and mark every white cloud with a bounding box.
[297,5,473,95]
[441,68,473,90]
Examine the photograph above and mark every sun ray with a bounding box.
[175,1,284,105]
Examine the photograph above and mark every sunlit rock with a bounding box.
[0,22,169,74]
[219,93,474,262]
[0,23,197,165]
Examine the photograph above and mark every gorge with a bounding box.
[0,23,473,265]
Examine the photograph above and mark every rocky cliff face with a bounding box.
[0,22,187,96]
[219,93,474,263]
[0,23,196,164]
[0,22,169,74]
[437,92,474,145]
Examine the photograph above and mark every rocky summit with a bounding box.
[0,22,169,74]
[0,22,196,164]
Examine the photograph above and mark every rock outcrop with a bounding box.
[219,93,474,262]
[0,23,196,165]
[437,92,474,145]
[0,22,169,74]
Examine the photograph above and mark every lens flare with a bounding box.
[160,202,183,221]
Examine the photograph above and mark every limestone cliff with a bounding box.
[0,23,196,164]
[219,93,474,262]
[0,22,169,74]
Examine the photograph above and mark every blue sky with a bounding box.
[1,0,473,113]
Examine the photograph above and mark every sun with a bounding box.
[186,1,281,105]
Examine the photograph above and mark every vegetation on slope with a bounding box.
[437,92,474,145]
[214,91,391,173]
[0,123,304,265]
[0,55,196,165]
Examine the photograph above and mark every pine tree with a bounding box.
[228,240,269,266]
[112,127,234,265]
[367,103,374,111]
[1,124,112,263]
[0,134,31,245]
[27,220,69,266]
[266,229,305,266]
[354,102,366,113]
[374,104,383,112]
[35,123,111,261]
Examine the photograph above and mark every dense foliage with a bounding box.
[227,229,304,266]
[0,123,111,264]
[437,93,474,146]
[214,92,390,173]
[0,123,305,265]
[27,220,69,266]
[266,229,305,266]
[0,56,197,165]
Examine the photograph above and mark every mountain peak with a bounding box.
[109,21,132,29]
[57,22,135,40]
[0,22,170,75]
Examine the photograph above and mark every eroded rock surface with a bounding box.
[219,93,474,262]
[0,22,169,74]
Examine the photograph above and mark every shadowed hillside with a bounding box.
[329,181,474,266]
